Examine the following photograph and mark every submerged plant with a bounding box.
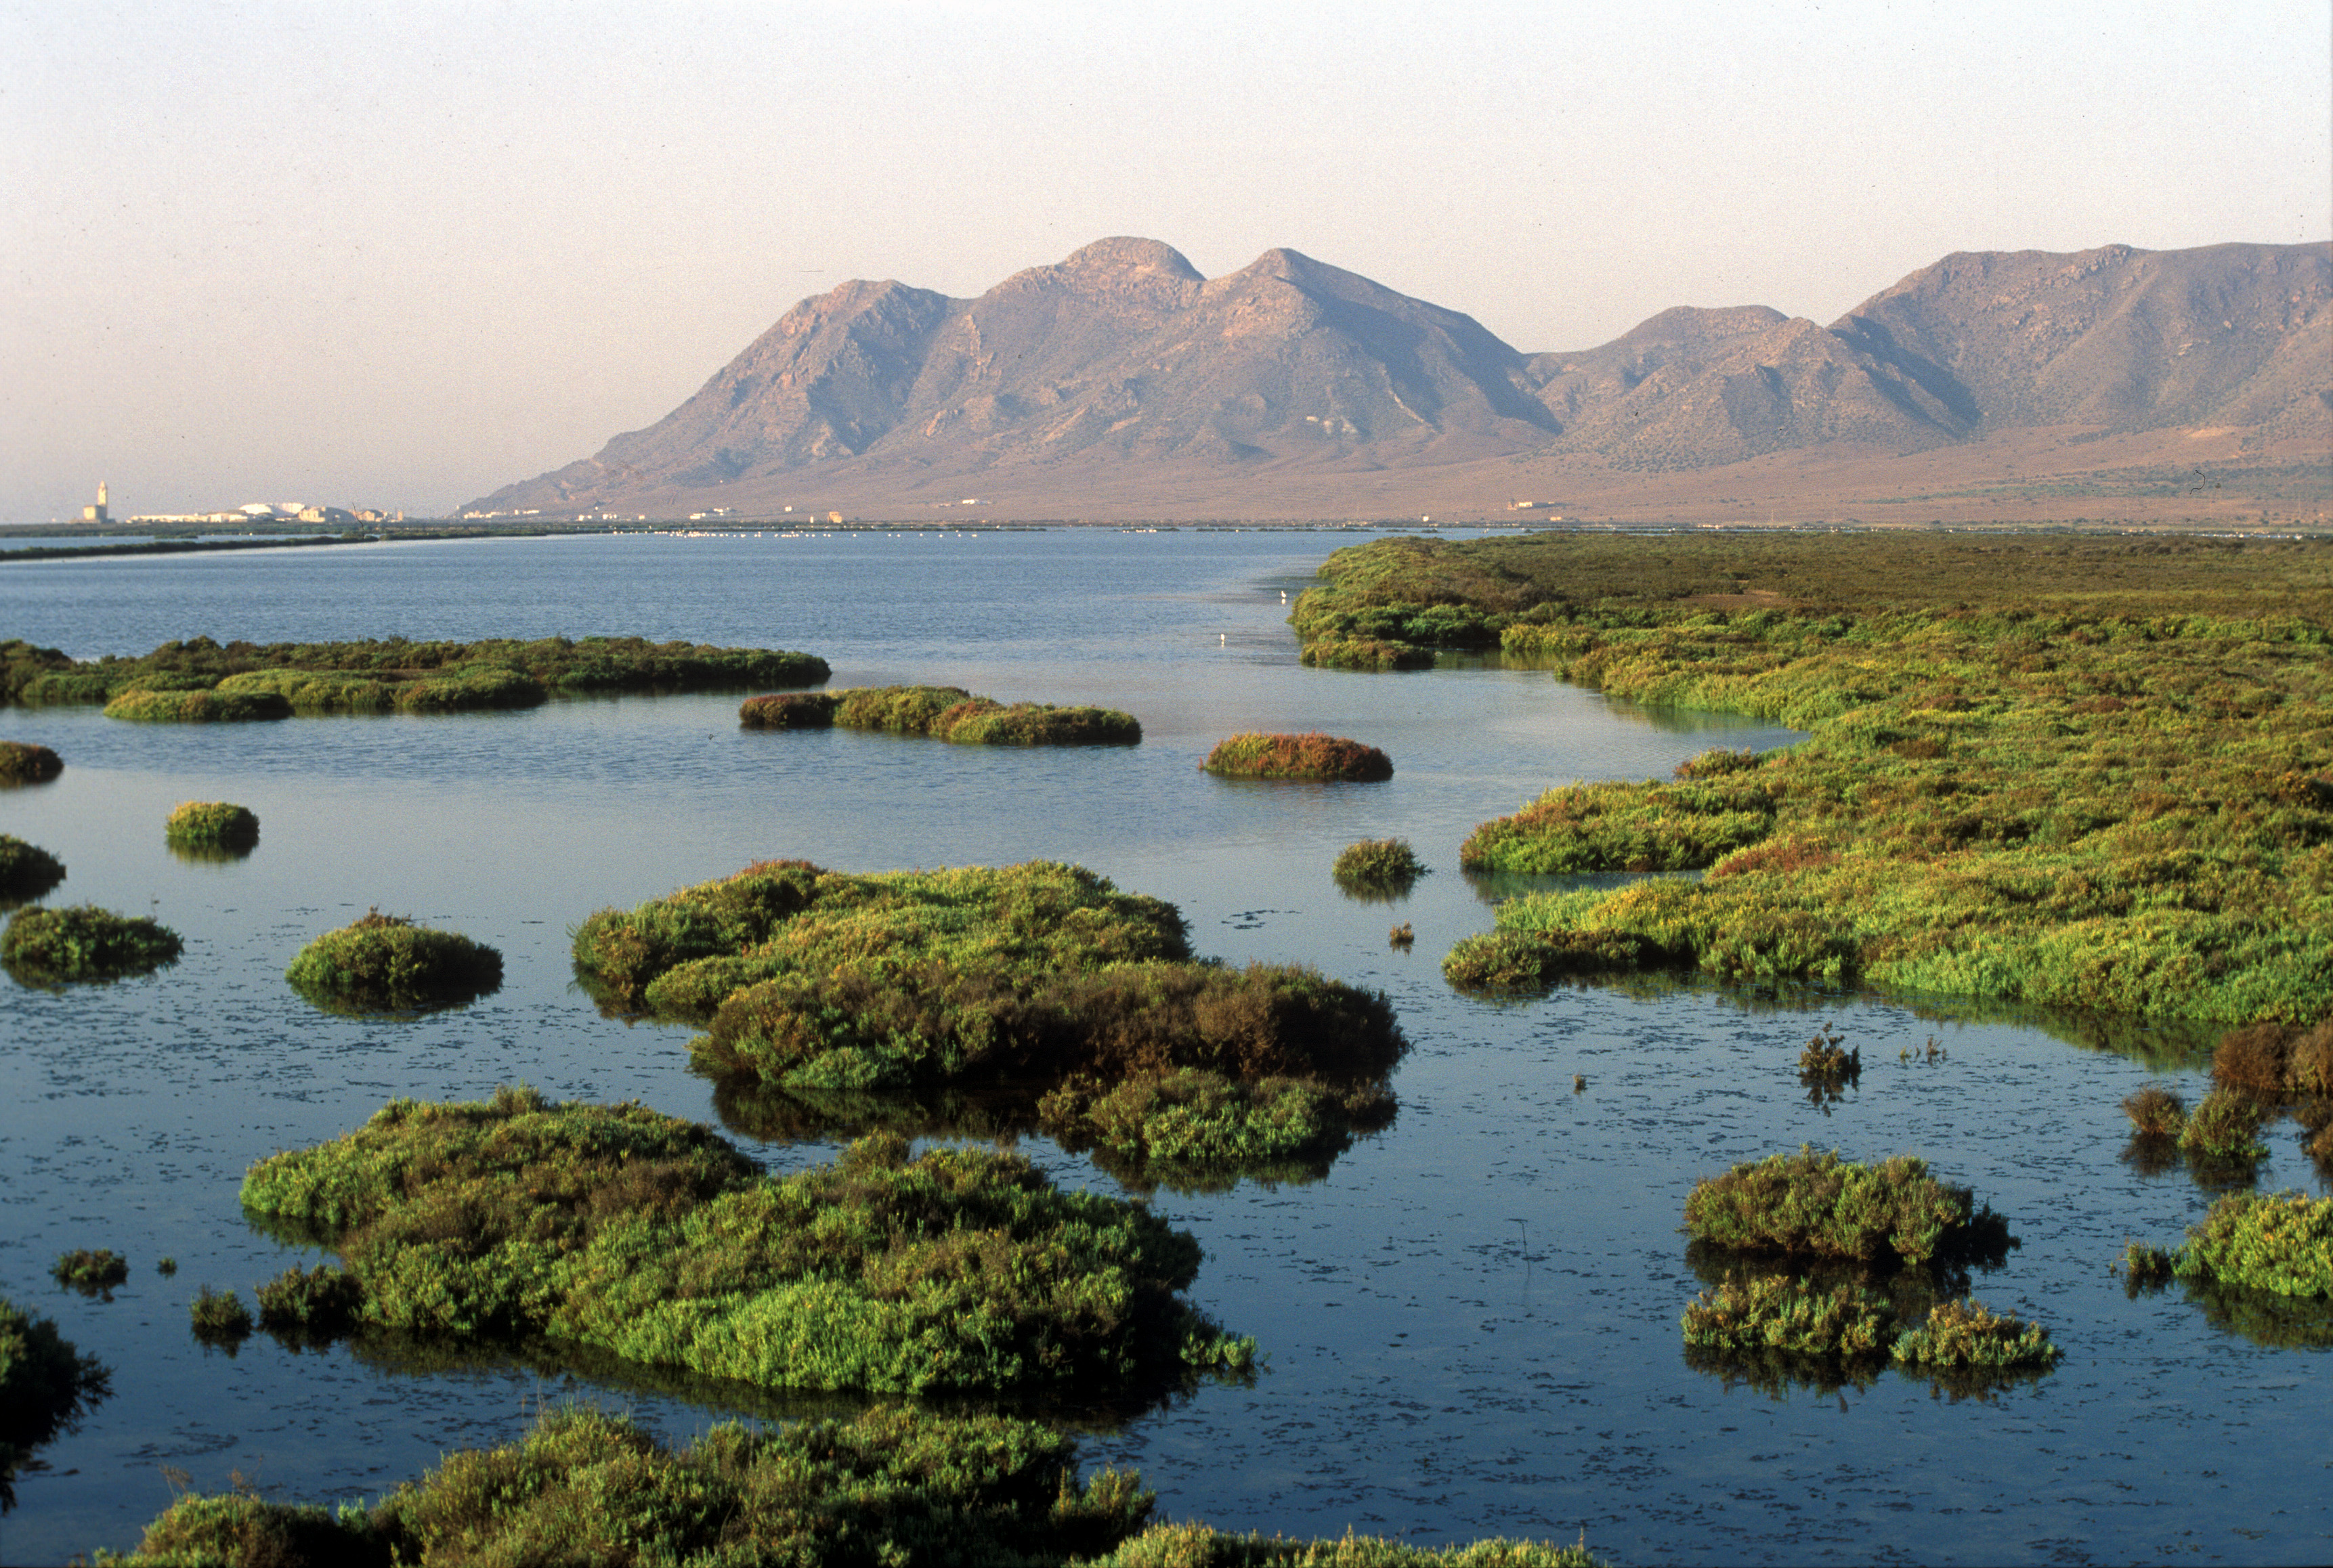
[1,905,182,984]
[0,741,62,784]
[163,801,259,850]
[0,1294,111,1512]
[284,909,501,1013]
[1202,732,1392,783]
[238,1090,1255,1401]
[0,835,65,907]
[50,1248,129,1294]
[1332,837,1426,896]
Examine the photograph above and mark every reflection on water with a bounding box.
[0,531,2327,1565]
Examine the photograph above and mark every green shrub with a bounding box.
[1040,1068,1395,1169]
[0,835,66,905]
[1299,636,1437,672]
[1203,733,1392,782]
[0,1294,111,1511]
[1889,1298,2059,1370]
[2173,1190,2333,1297]
[1679,1273,1897,1357]
[740,691,840,728]
[238,1090,1256,1398]
[255,1265,364,1338]
[215,668,400,713]
[389,662,542,712]
[163,801,259,848]
[2,905,182,982]
[0,740,62,783]
[189,1286,253,1345]
[102,688,291,722]
[2121,1084,2187,1137]
[284,909,501,1012]
[1332,838,1426,896]
[2178,1087,2268,1162]
[1682,1146,2013,1268]
[51,1248,129,1292]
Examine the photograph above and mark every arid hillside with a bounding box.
[465,238,2330,523]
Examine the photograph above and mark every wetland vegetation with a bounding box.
[1203,733,1392,783]
[238,1088,1256,1399]
[49,1248,129,1293]
[163,801,259,850]
[102,1403,1608,1567]
[0,1294,110,1513]
[743,684,1142,745]
[1288,533,2333,1026]
[1331,837,1425,898]
[0,739,61,782]
[572,861,1405,1185]
[1,904,182,984]
[283,910,502,1013]
[2,634,828,717]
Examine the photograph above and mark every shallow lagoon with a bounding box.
[0,529,2326,1565]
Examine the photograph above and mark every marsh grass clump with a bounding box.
[238,1091,1256,1399]
[1390,921,1415,950]
[0,1294,111,1512]
[2212,1023,2295,1099]
[1332,837,1426,898]
[189,1286,253,1347]
[1100,1525,1610,1565]
[1038,1068,1395,1176]
[102,688,292,723]
[50,1248,129,1294]
[1679,1273,1897,1359]
[2121,1242,2178,1292]
[163,801,259,850]
[1,904,182,984]
[739,691,838,728]
[2173,1190,2333,1299]
[1683,1146,2013,1269]
[2178,1087,2268,1163]
[0,835,65,907]
[1203,732,1392,783]
[284,909,502,1013]
[2121,1084,2188,1138]
[255,1265,364,1343]
[0,741,61,784]
[1889,1298,2059,1371]
[1797,1025,1860,1110]
[747,685,1141,745]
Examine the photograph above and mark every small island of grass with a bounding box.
[3,634,828,719]
[1,904,183,984]
[0,740,62,783]
[164,801,260,851]
[0,835,66,907]
[1202,732,1392,782]
[284,909,502,1013]
[1332,837,1426,896]
[571,859,1405,1185]
[1684,1145,2013,1269]
[238,1088,1255,1399]
[742,684,1141,745]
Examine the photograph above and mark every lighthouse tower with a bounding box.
[83,481,110,524]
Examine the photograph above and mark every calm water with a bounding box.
[0,531,2326,1566]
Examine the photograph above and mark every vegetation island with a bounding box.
[573,859,1405,1188]
[284,910,503,1014]
[1,905,182,984]
[742,684,1142,745]
[1282,531,2332,1028]
[1,635,828,718]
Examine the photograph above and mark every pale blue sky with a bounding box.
[5,0,2326,520]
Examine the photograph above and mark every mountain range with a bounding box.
[465,238,2330,521]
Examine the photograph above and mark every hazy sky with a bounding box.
[5,0,2327,521]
